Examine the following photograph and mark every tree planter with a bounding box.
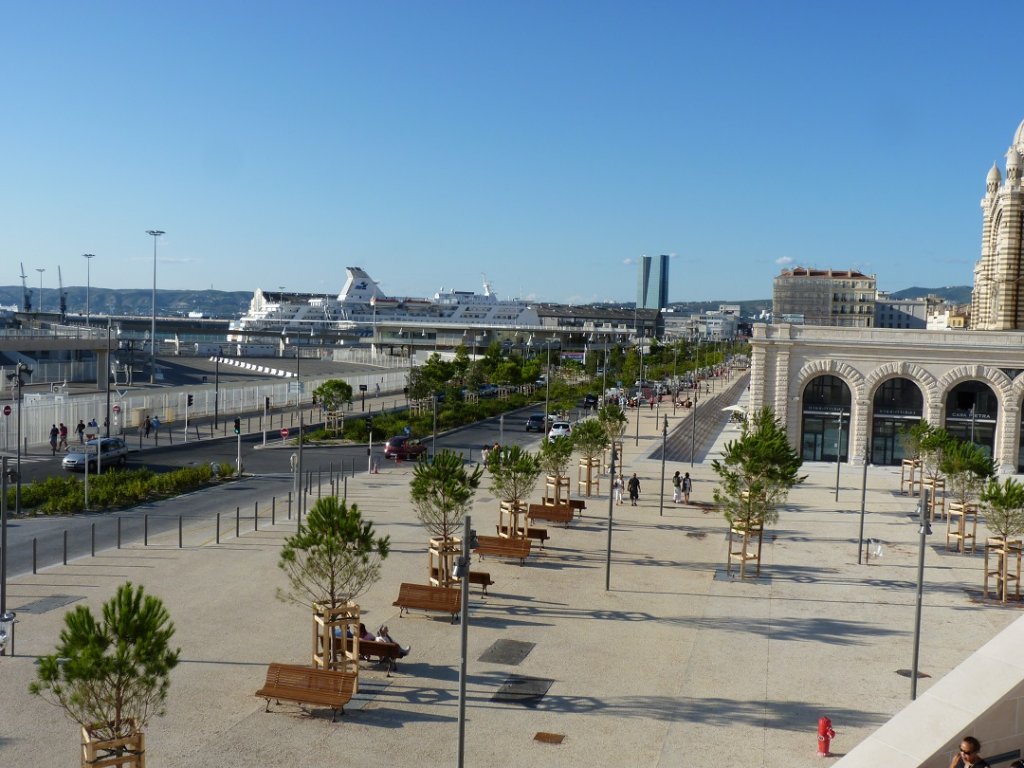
[984,538,1022,603]
[727,522,764,579]
[498,500,528,540]
[312,602,361,684]
[429,536,461,588]
[81,722,144,768]
[545,474,569,506]
[577,457,601,497]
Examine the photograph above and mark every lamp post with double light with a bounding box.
[83,253,95,327]
[6,363,32,515]
[146,230,164,384]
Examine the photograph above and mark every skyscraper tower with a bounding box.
[636,254,670,310]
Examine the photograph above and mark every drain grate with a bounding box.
[16,595,84,614]
[479,639,535,666]
[492,675,553,707]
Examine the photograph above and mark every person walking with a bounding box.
[49,424,59,455]
[58,423,69,451]
[613,474,623,505]
[671,471,682,503]
[144,415,152,438]
[627,473,641,506]
[682,472,693,505]
[76,419,86,444]
[949,736,990,768]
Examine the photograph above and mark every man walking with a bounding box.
[76,419,86,444]
[672,471,682,503]
[627,473,641,506]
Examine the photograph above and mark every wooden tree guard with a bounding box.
[429,536,461,588]
[726,521,764,579]
[81,723,144,768]
[925,477,946,521]
[577,457,601,497]
[945,501,978,554]
[498,500,528,539]
[900,459,920,495]
[312,602,361,684]
[545,474,570,506]
[984,538,1022,603]
[325,409,345,435]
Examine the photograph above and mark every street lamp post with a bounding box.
[35,268,45,313]
[911,487,932,700]
[83,254,95,327]
[455,514,473,768]
[6,363,31,515]
[146,230,165,384]
[544,342,551,427]
[690,377,699,468]
[834,411,845,502]
[605,445,617,591]
[658,415,668,517]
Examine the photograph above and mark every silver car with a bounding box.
[62,437,129,472]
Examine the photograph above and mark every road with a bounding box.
[2,406,549,579]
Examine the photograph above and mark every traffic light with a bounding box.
[187,394,194,407]
[233,418,240,434]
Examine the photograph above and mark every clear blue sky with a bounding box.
[2,1,1021,304]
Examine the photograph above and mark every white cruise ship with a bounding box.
[228,267,539,342]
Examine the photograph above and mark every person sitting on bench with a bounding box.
[376,625,411,658]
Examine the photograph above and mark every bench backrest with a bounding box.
[265,663,355,696]
[397,583,460,604]
[476,535,531,553]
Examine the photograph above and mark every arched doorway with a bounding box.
[944,381,998,458]
[870,377,924,465]
[800,374,851,462]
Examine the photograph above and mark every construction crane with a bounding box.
[57,265,68,323]
[19,262,31,312]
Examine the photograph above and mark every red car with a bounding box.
[384,436,427,460]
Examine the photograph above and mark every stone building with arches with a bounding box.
[748,323,1024,475]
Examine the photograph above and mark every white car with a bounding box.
[547,422,572,442]
[62,437,129,472]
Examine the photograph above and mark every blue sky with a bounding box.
[2,2,1021,304]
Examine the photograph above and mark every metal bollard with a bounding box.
[254,501,259,531]
[63,530,68,565]
[32,538,37,574]
[179,516,183,548]
[145,514,149,546]
[236,506,240,537]
[287,491,292,520]
[344,476,348,501]
[216,512,220,544]
[272,496,276,526]
[91,523,96,557]
[117,517,122,549]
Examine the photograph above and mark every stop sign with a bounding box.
[2,405,10,416]
[280,428,289,439]
[113,405,122,413]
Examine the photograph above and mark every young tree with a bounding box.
[897,419,933,462]
[410,449,484,543]
[277,497,390,612]
[940,439,995,508]
[539,435,574,503]
[919,425,953,482]
[712,407,806,577]
[597,403,628,444]
[981,477,1024,544]
[312,379,354,412]
[487,444,542,510]
[30,582,181,745]
[572,418,610,496]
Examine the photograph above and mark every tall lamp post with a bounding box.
[544,341,552,427]
[146,230,164,384]
[834,411,845,502]
[6,363,31,515]
[658,415,668,517]
[35,268,45,313]
[83,253,95,327]
[911,487,932,700]
[605,445,617,591]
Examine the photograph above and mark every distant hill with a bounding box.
[888,285,972,303]
[0,286,253,318]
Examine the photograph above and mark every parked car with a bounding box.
[525,413,547,432]
[383,436,427,460]
[62,437,129,472]
[547,422,572,442]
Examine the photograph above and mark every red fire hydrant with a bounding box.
[817,716,836,757]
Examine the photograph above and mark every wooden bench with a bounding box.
[496,524,549,547]
[430,566,494,595]
[333,637,402,675]
[528,503,573,526]
[392,582,461,623]
[541,497,586,517]
[255,662,356,721]
[473,534,532,565]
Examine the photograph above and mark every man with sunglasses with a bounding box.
[950,736,989,768]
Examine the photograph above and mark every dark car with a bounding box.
[582,394,599,409]
[384,436,427,460]
[525,414,547,432]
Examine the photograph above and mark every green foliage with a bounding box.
[919,425,953,480]
[711,406,806,530]
[981,478,1024,542]
[597,403,628,442]
[277,497,390,611]
[312,379,353,412]
[15,465,216,515]
[30,582,180,742]
[939,439,995,506]
[487,444,542,507]
[571,418,610,461]
[409,449,483,541]
[897,419,933,461]
[538,435,573,479]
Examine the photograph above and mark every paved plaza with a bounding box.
[1,382,1021,767]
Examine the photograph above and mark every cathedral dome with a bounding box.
[1014,118,1024,154]
[988,163,1002,184]
[1007,146,1021,172]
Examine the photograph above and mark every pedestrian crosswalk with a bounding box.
[0,452,61,465]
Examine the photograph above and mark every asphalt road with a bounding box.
[2,405,551,580]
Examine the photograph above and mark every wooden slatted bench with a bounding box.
[496,524,549,547]
[473,534,532,565]
[392,583,461,623]
[541,497,586,517]
[528,503,573,526]
[255,662,356,721]
[430,566,494,595]
[332,637,402,675]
